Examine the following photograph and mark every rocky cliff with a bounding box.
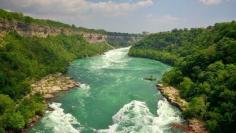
[0,19,76,37]
[0,19,142,45]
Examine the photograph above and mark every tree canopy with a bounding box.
[0,31,111,132]
[129,21,236,133]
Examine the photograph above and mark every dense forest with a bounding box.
[0,9,113,132]
[129,21,236,133]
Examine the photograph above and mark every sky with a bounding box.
[0,0,235,33]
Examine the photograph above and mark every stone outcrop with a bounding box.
[81,32,107,43]
[31,73,80,99]
[0,20,78,37]
[188,118,207,133]
[0,19,142,44]
[157,84,188,111]
[157,84,207,133]
[171,119,207,133]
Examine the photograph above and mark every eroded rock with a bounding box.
[31,73,80,99]
[158,85,207,133]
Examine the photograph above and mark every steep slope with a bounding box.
[129,21,236,133]
[0,9,142,47]
[0,9,115,132]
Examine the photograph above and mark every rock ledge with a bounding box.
[157,84,207,133]
[31,73,80,99]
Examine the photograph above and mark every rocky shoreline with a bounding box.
[31,73,80,99]
[157,83,207,133]
[22,73,80,132]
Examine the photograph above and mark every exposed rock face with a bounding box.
[188,118,207,133]
[0,20,78,37]
[31,73,80,99]
[81,32,107,43]
[157,84,188,111]
[157,84,207,133]
[0,19,141,44]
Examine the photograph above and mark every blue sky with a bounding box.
[0,0,235,33]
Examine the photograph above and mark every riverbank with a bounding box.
[30,73,80,99]
[22,73,80,132]
[157,84,207,133]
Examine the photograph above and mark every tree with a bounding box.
[162,68,183,86]
[0,94,15,114]
[179,77,194,98]
[129,21,236,132]
[185,96,208,118]
[3,112,25,129]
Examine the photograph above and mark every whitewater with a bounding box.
[30,47,183,133]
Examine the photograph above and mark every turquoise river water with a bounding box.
[30,47,183,133]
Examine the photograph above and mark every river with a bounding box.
[30,47,183,133]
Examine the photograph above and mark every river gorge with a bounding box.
[30,47,183,133]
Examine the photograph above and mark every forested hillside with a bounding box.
[0,10,112,132]
[0,9,141,47]
[129,21,236,133]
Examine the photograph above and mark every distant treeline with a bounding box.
[129,21,236,133]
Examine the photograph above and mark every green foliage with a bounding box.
[0,94,46,131]
[0,32,111,99]
[129,49,178,65]
[18,94,46,122]
[0,94,15,114]
[162,68,183,86]
[129,21,236,132]
[0,9,71,28]
[0,127,4,133]
[184,96,208,118]
[0,31,111,131]
[0,94,25,130]
[2,112,25,129]
[0,9,140,47]
[179,77,194,99]
[0,8,113,132]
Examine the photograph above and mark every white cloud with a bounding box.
[0,0,154,20]
[199,0,223,5]
[89,0,153,11]
[5,0,153,12]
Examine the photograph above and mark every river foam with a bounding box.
[90,47,130,70]
[98,99,182,133]
[39,103,80,133]
[34,99,182,133]
[31,47,181,133]
[79,83,91,97]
